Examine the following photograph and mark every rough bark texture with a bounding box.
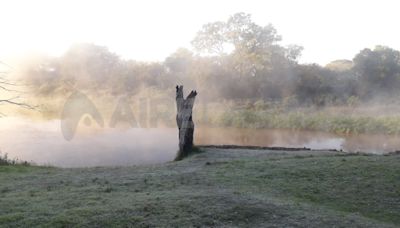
[175,85,197,161]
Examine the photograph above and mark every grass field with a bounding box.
[0,148,399,227]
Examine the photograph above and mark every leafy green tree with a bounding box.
[192,12,301,77]
[294,64,336,106]
[191,12,303,100]
[353,46,400,97]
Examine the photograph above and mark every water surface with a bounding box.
[0,118,398,167]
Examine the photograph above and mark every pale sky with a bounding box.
[0,0,399,65]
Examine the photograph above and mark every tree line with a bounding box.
[19,13,400,107]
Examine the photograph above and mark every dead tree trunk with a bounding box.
[175,85,197,161]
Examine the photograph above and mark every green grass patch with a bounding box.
[213,154,400,225]
[0,149,398,227]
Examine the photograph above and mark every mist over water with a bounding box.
[0,117,398,167]
[0,118,178,167]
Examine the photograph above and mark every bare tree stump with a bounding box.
[175,85,197,161]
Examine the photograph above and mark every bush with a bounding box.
[210,104,400,135]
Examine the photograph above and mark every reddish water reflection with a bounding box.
[196,127,399,154]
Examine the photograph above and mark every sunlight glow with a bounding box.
[0,0,399,65]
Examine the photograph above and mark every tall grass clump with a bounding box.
[209,102,400,135]
[0,152,30,166]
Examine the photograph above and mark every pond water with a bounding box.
[0,118,398,167]
[196,127,400,154]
